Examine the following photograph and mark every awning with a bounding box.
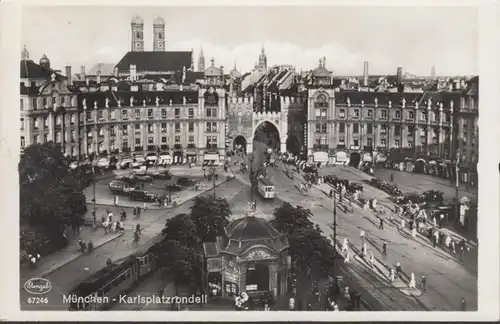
[204,154,219,160]
[336,151,348,162]
[313,152,329,162]
[362,153,372,162]
[146,155,158,161]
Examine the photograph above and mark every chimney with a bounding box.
[220,66,224,86]
[454,80,460,90]
[80,65,86,78]
[363,61,369,87]
[65,66,72,85]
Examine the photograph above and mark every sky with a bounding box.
[21,5,478,76]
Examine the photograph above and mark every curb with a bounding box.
[20,232,124,289]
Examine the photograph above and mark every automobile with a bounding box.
[118,158,134,169]
[165,184,183,192]
[303,165,318,174]
[177,177,196,187]
[149,169,172,180]
[130,189,157,202]
[132,155,146,168]
[131,174,153,182]
[109,180,134,194]
[96,158,110,169]
[349,182,364,192]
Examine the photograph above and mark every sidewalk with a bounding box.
[20,227,123,286]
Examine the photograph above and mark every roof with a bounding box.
[312,65,330,78]
[204,59,222,77]
[77,89,198,108]
[153,16,165,25]
[131,15,144,25]
[115,51,192,73]
[88,63,115,76]
[224,215,281,241]
[20,60,65,80]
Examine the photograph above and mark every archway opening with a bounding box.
[286,135,301,155]
[246,263,269,292]
[415,159,426,174]
[233,136,247,153]
[349,152,361,167]
[253,121,280,153]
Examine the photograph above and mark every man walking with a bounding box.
[379,218,384,230]
[382,241,387,255]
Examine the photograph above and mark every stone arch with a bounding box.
[415,158,427,174]
[233,135,248,151]
[286,135,302,155]
[253,120,281,151]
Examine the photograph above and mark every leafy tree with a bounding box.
[190,196,231,242]
[162,213,200,248]
[152,240,203,295]
[271,202,315,235]
[19,143,87,235]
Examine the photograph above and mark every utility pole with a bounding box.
[332,189,338,278]
[455,149,460,222]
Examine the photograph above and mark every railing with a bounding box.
[160,145,169,150]
[313,144,329,151]
[174,144,182,149]
[187,144,196,149]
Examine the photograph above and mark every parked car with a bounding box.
[303,165,318,174]
[109,180,134,194]
[96,158,110,169]
[349,182,364,193]
[118,158,134,169]
[149,169,172,180]
[165,184,183,192]
[132,155,146,168]
[130,189,157,202]
[131,174,153,182]
[177,177,196,187]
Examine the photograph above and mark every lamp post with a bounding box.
[360,230,365,251]
[455,149,460,222]
[332,189,338,278]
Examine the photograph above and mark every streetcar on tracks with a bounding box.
[257,177,276,199]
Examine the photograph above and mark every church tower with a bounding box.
[21,45,29,60]
[198,46,205,72]
[153,17,166,51]
[258,45,267,71]
[131,15,144,52]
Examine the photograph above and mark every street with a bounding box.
[19,178,243,311]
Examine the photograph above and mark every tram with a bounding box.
[257,177,276,199]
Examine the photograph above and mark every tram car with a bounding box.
[258,177,276,199]
[68,253,156,311]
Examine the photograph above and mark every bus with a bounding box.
[258,177,276,199]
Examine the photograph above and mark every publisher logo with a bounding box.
[24,278,52,295]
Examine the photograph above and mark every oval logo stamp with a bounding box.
[24,278,52,295]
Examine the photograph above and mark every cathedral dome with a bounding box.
[153,16,165,25]
[131,15,144,25]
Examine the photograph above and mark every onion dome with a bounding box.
[312,57,330,77]
[131,15,144,25]
[39,54,50,68]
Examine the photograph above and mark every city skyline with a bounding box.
[22,5,478,76]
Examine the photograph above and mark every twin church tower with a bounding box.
[130,15,166,52]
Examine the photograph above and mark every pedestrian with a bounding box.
[362,243,367,258]
[143,202,147,212]
[379,218,384,230]
[88,240,94,253]
[382,241,387,255]
[412,227,417,238]
[401,219,406,229]
[433,231,439,248]
[344,286,350,300]
[460,297,466,311]
[137,207,141,219]
[355,290,361,308]
[409,272,416,289]
[395,262,402,276]
[459,245,465,261]
[120,209,125,221]
[420,275,427,291]
[344,250,351,263]
[30,255,37,268]
[133,207,137,218]
[369,252,375,267]
[433,216,437,228]
[439,214,445,228]
[451,240,456,255]
[342,238,349,253]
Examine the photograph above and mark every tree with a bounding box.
[271,202,315,235]
[19,143,87,235]
[162,213,200,248]
[151,240,203,295]
[190,196,231,242]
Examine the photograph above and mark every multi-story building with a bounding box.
[20,46,80,157]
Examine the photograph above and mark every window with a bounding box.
[175,123,180,133]
[381,125,387,134]
[21,136,25,149]
[122,140,128,148]
[56,132,61,143]
[42,97,48,108]
[174,108,180,118]
[135,109,141,119]
[71,114,76,125]
[421,112,426,121]
[206,108,217,117]
[381,110,387,118]
[32,98,38,110]
[98,128,104,136]
[445,113,451,122]
[315,94,328,107]
[394,140,400,148]
[367,109,373,117]
[205,136,217,148]
[315,123,327,133]
[98,110,103,120]
[408,111,414,120]
[148,137,154,145]
[110,140,115,150]
[148,109,153,118]
[315,109,321,118]
[43,117,48,129]
[188,136,195,145]
[122,125,128,135]
[320,137,327,145]
[395,111,401,119]
[353,139,359,147]
[161,136,167,144]
[353,109,360,118]
[122,109,128,120]
[320,109,327,118]
[135,138,141,146]
[394,125,401,135]
[188,108,194,118]
[35,135,40,144]
[339,137,345,145]
[161,123,167,132]
[43,134,48,143]
[353,123,359,133]
[367,123,373,134]
[110,127,115,136]
[34,119,39,130]
[71,130,76,141]
[339,123,345,133]
[367,138,373,148]
[408,125,415,134]
[339,109,346,118]
[188,122,194,132]
[110,110,116,120]
[20,118,24,131]
[161,109,167,118]
[205,122,217,132]
[148,124,154,133]
[381,138,386,147]
[175,136,181,145]
[20,99,24,110]
[135,124,140,133]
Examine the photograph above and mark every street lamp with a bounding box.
[455,149,460,222]
[360,230,365,251]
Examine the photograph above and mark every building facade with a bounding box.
[20,47,80,157]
